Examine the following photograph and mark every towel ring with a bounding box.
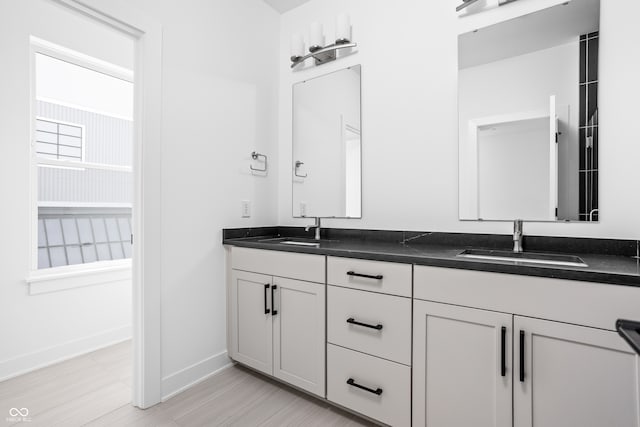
[294,160,307,178]
[250,151,267,172]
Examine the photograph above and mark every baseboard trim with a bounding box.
[161,351,232,401]
[0,325,131,382]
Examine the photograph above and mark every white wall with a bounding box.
[0,0,134,381]
[1,0,280,399]
[127,0,280,398]
[277,0,640,239]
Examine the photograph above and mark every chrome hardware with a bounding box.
[291,42,357,69]
[294,160,307,178]
[304,217,321,240]
[513,219,523,253]
[250,151,267,173]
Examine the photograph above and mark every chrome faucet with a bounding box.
[513,219,524,253]
[305,217,321,240]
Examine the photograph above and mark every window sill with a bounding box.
[26,260,132,295]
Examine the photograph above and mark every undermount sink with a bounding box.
[280,240,320,247]
[258,237,327,247]
[457,249,588,268]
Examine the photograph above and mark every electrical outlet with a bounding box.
[241,200,251,218]
[299,202,307,217]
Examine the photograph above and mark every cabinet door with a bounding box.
[273,277,326,397]
[229,270,273,375]
[413,300,513,427]
[514,316,640,427]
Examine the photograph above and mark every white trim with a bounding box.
[31,35,133,82]
[30,43,39,274]
[0,327,131,382]
[27,260,132,295]
[469,109,549,129]
[548,95,558,220]
[28,258,131,281]
[161,352,232,401]
[38,96,133,122]
[28,268,131,295]
[38,201,132,208]
[48,0,164,409]
[36,157,132,172]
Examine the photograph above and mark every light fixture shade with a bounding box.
[309,22,324,50]
[336,14,351,43]
[290,34,305,60]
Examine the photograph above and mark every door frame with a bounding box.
[51,0,163,409]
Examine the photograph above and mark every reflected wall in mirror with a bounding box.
[293,65,362,218]
[458,0,600,222]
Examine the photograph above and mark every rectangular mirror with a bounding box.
[458,0,600,222]
[292,65,362,218]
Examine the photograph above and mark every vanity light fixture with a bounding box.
[290,14,357,69]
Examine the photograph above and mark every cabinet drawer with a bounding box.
[328,285,411,365]
[231,247,324,283]
[327,344,410,427]
[327,257,411,297]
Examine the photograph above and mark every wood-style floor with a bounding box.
[0,341,374,426]
[0,340,132,426]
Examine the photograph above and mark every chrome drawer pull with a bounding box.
[346,317,383,330]
[346,271,383,280]
[346,378,383,395]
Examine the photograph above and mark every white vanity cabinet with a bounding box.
[413,266,640,427]
[513,316,640,427]
[413,300,513,427]
[326,257,412,427]
[228,247,326,397]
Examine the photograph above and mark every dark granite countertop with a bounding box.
[223,227,640,287]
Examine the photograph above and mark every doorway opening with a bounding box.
[27,34,135,415]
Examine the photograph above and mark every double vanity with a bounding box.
[224,227,640,426]
[225,1,640,425]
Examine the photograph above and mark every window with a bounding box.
[32,41,134,272]
[35,118,84,162]
[38,207,132,269]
